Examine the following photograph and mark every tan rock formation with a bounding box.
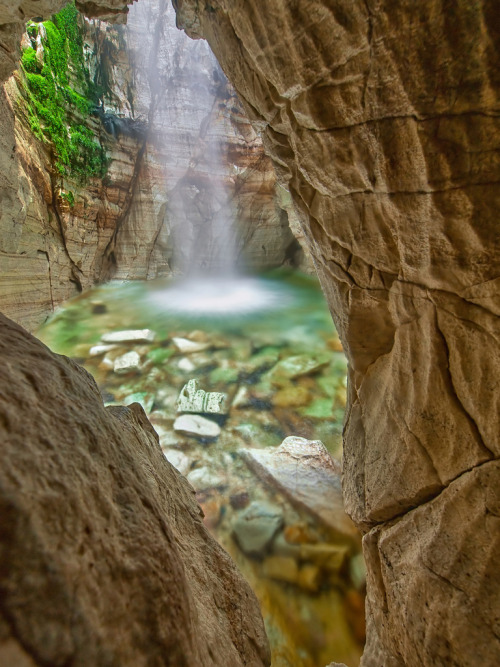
[0,312,270,666]
[173,1,500,665]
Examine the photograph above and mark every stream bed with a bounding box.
[37,269,365,666]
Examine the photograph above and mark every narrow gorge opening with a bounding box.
[2,1,366,665]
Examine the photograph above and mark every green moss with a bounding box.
[26,21,38,40]
[61,190,75,206]
[53,2,86,85]
[20,2,108,184]
[21,47,40,74]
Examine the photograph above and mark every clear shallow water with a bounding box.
[37,269,364,666]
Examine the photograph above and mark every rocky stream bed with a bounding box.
[37,270,365,667]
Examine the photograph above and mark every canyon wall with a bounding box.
[172,0,500,665]
[0,0,303,332]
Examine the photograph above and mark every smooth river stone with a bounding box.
[173,414,221,439]
[232,501,284,557]
[102,329,156,344]
[241,436,358,542]
[172,337,210,354]
[113,351,141,374]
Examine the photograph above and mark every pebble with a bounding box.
[349,553,366,590]
[113,351,141,374]
[230,491,250,510]
[163,448,191,475]
[297,564,321,592]
[172,337,210,354]
[299,543,348,572]
[272,385,311,408]
[268,353,330,384]
[232,500,284,557]
[177,357,196,372]
[102,329,156,344]
[187,466,226,490]
[89,343,118,357]
[263,556,299,584]
[173,414,221,439]
[196,491,224,529]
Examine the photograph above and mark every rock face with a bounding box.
[173,1,500,665]
[0,0,305,331]
[0,312,270,666]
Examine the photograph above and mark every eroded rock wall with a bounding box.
[0,312,270,666]
[173,1,500,665]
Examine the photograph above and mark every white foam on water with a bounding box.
[148,277,289,316]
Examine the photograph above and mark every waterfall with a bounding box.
[127,0,238,277]
[125,0,287,316]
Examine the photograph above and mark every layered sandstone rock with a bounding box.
[0,312,270,666]
[173,1,500,665]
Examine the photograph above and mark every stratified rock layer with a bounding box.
[0,312,270,667]
[174,1,500,665]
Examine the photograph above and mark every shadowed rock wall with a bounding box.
[173,1,500,665]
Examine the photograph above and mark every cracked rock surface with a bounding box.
[0,312,270,667]
[174,1,500,664]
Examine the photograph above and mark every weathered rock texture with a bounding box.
[0,312,270,666]
[0,0,305,331]
[173,1,500,665]
[0,1,135,81]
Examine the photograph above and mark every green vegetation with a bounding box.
[60,190,75,206]
[19,2,108,183]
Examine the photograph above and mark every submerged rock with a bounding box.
[89,343,118,357]
[163,448,191,475]
[172,337,210,354]
[102,329,156,344]
[267,354,330,384]
[187,466,227,491]
[174,414,221,439]
[232,501,284,558]
[113,351,141,374]
[242,436,358,542]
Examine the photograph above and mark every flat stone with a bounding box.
[89,343,118,357]
[102,329,156,344]
[163,449,191,476]
[172,337,210,354]
[262,556,299,584]
[177,379,228,415]
[267,353,330,384]
[177,357,196,372]
[187,466,227,490]
[232,500,284,557]
[241,436,358,542]
[113,351,141,374]
[173,414,221,439]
